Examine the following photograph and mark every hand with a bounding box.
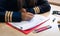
[21,12,34,21]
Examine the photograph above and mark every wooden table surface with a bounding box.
[48,0,60,6]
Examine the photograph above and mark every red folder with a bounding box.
[6,19,49,35]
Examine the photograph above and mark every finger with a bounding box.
[20,8,27,13]
[26,15,34,21]
[27,12,34,16]
[22,9,26,13]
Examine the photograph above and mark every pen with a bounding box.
[53,18,56,22]
[53,11,60,15]
[34,25,52,33]
[58,25,60,30]
[57,20,60,30]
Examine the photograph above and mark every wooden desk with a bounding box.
[0,5,60,36]
[48,0,60,6]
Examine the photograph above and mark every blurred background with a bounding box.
[48,0,60,6]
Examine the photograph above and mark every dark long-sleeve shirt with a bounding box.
[0,0,51,22]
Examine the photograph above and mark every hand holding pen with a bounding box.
[20,8,34,21]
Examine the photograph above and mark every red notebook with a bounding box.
[6,19,49,35]
[6,15,49,35]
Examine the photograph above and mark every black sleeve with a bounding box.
[26,0,51,14]
[37,0,51,14]
[0,11,22,22]
[0,5,22,22]
[0,0,22,22]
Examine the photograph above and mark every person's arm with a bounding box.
[0,10,22,22]
[0,0,22,22]
[26,0,51,14]
[36,0,51,14]
[0,0,34,22]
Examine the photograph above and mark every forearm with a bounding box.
[37,0,51,13]
[26,6,51,14]
[0,11,22,22]
[26,0,51,14]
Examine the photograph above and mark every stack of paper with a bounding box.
[6,14,49,34]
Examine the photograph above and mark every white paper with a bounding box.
[9,14,49,30]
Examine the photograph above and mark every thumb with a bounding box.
[20,8,27,13]
[22,9,26,13]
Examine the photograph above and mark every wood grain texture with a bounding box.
[48,0,60,6]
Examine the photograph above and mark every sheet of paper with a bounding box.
[9,14,49,30]
[37,15,60,36]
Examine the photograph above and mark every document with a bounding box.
[8,14,49,30]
